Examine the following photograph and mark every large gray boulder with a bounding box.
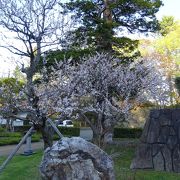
[40,137,115,180]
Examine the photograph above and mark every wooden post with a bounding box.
[0,126,34,173]
[0,119,63,173]
[47,119,63,138]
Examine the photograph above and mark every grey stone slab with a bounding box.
[169,127,176,135]
[146,119,160,143]
[130,143,153,169]
[153,151,165,171]
[152,144,162,156]
[157,126,170,143]
[162,146,173,172]
[150,109,160,119]
[173,145,180,172]
[140,117,151,143]
[172,109,180,121]
[167,136,177,150]
[159,113,172,126]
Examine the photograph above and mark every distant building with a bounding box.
[0,112,28,127]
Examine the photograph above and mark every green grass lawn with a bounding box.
[106,145,180,180]
[0,151,42,180]
[0,143,180,180]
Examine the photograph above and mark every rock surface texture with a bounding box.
[131,109,180,172]
[40,137,115,180]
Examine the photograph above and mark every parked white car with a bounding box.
[57,120,74,127]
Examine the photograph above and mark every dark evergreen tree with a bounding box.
[60,0,163,61]
[175,77,180,96]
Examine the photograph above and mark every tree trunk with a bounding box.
[10,118,14,132]
[6,119,13,132]
[80,112,113,148]
[92,129,112,149]
[26,56,54,149]
[104,128,113,144]
[103,0,113,23]
[6,119,10,132]
[41,124,54,150]
[96,0,113,51]
[92,131,106,149]
[168,74,174,105]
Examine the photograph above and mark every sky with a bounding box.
[156,0,180,20]
[0,0,180,77]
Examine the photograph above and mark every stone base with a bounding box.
[22,150,35,156]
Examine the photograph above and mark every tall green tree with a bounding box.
[159,16,175,36]
[155,20,180,104]
[0,78,24,131]
[139,17,180,105]
[175,77,180,98]
[13,66,26,83]
[61,0,162,60]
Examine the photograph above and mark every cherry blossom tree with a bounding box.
[0,52,168,148]
[37,53,168,147]
[0,0,72,149]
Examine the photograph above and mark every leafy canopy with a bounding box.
[61,0,162,53]
[155,20,180,66]
[159,16,175,36]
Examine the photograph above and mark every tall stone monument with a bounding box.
[131,109,180,172]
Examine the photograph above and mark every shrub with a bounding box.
[57,127,80,136]
[0,137,22,146]
[31,134,41,142]
[0,132,21,137]
[0,126,5,132]
[13,125,80,139]
[14,125,32,132]
[113,128,142,138]
[0,132,41,146]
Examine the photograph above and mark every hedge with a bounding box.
[0,137,22,146]
[13,126,142,138]
[57,127,80,137]
[57,127,142,138]
[0,132,21,137]
[13,126,80,136]
[113,128,142,138]
[0,126,5,132]
[14,125,32,132]
[0,133,41,146]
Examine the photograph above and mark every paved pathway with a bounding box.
[0,139,138,157]
[0,141,44,157]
